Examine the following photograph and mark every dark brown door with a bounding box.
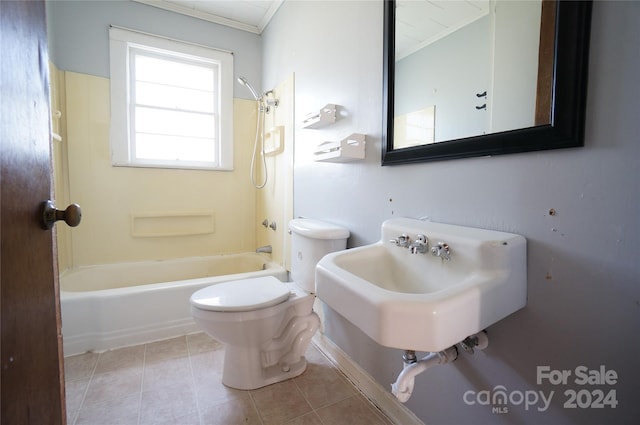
[1,0,66,423]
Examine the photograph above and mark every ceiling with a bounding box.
[133,0,283,34]
[133,0,489,54]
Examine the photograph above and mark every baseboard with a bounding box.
[63,319,199,356]
[312,333,424,425]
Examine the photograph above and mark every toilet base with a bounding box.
[222,346,308,390]
[191,282,322,390]
[220,310,320,390]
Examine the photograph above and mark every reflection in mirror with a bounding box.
[382,0,593,165]
[394,0,553,148]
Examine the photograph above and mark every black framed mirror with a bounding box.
[382,0,593,165]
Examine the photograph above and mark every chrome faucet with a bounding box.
[431,242,451,261]
[408,235,429,254]
[256,245,272,254]
[389,234,412,248]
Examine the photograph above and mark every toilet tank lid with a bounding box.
[289,219,350,240]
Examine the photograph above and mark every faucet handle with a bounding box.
[390,234,412,248]
[409,234,429,254]
[431,242,451,261]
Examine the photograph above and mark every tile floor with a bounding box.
[64,333,393,425]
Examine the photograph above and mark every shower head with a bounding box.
[237,76,261,101]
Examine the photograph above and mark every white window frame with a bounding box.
[109,26,234,170]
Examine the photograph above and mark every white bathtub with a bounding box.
[60,253,287,356]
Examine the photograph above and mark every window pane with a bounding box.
[135,133,216,162]
[109,28,232,170]
[135,54,214,91]
[136,81,214,113]
[135,106,216,139]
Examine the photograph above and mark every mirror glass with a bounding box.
[382,0,593,165]
[394,0,552,149]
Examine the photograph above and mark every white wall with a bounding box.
[262,1,640,424]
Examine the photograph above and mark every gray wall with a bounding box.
[46,0,263,100]
[395,16,490,142]
[263,1,640,424]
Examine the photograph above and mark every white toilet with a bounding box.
[190,218,349,390]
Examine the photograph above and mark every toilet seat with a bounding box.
[190,276,292,312]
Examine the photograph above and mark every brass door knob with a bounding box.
[40,200,82,230]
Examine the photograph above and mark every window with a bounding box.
[109,27,233,170]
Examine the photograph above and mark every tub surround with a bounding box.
[60,71,259,266]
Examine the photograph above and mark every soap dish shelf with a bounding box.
[314,133,365,163]
[302,104,337,129]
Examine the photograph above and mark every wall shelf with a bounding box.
[130,211,215,237]
[314,133,366,163]
[302,104,337,129]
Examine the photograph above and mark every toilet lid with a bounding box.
[190,276,292,312]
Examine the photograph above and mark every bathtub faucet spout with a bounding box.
[256,245,272,254]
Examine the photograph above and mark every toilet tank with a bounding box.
[289,219,349,293]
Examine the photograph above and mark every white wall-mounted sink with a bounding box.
[316,218,527,352]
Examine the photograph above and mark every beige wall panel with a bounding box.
[64,72,258,267]
[49,62,72,271]
[256,74,294,270]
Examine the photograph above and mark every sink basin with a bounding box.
[316,218,527,352]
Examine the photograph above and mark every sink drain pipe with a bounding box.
[391,346,458,403]
[391,331,489,403]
